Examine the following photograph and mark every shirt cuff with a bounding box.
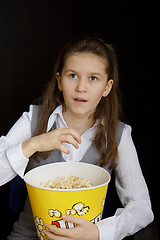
[96,216,116,240]
[6,142,29,178]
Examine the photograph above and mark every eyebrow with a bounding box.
[90,72,103,77]
[65,69,78,74]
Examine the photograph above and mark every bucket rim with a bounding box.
[24,162,111,192]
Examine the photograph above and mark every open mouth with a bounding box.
[74,98,87,103]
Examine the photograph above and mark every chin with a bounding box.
[72,107,95,118]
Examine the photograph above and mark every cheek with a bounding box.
[61,83,73,100]
[91,88,105,103]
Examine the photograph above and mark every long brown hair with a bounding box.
[34,37,122,168]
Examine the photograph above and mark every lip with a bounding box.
[73,97,88,102]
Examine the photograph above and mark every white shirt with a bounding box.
[0,105,154,240]
[55,105,97,162]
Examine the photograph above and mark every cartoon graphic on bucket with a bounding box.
[24,162,110,240]
[65,201,90,216]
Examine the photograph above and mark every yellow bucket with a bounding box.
[24,162,110,239]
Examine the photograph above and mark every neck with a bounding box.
[62,110,95,135]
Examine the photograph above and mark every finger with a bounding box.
[43,224,70,238]
[57,144,70,154]
[43,228,59,239]
[62,215,87,226]
[60,135,79,149]
[43,229,63,240]
[61,128,81,144]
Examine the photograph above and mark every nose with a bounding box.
[75,78,87,93]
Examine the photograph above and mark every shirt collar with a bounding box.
[47,105,63,132]
[47,104,104,132]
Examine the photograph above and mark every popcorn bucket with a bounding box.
[24,162,110,239]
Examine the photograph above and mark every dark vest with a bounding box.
[26,105,125,174]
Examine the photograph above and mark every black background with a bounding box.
[0,0,159,238]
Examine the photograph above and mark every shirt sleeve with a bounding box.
[96,124,154,240]
[0,105,34,185]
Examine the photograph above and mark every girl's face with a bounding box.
[57,53,113,120]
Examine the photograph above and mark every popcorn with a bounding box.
[40,176,92,189]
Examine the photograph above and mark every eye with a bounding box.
[89,76,98,81]
[69,73,78,79]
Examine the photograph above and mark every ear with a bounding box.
[56,72,62,91]
[102,79,114,97]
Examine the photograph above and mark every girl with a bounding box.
[0,38,153,240]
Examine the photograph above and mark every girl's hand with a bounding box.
[22,128,81,158]
[43,215,99,240]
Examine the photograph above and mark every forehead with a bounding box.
[63,53,107,74]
